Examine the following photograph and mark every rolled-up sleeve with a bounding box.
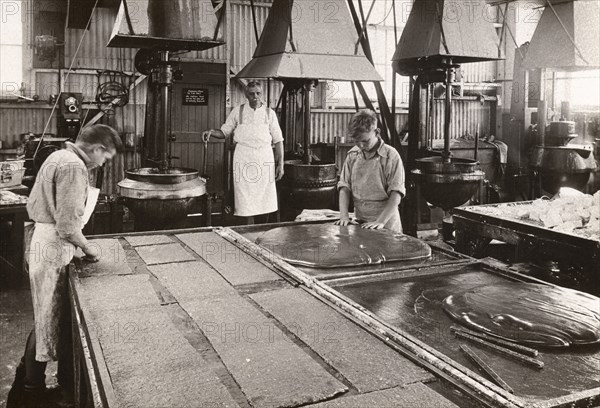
[337,154,355,191]
[55,161,88,237]
[220,106,239,138]
[269,109,283,144]
[385,150,406,197]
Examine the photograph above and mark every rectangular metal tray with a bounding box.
[454,202,600,248]
[326,262,600,406]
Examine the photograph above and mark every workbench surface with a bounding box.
[70,222,600,408]
[69,225,461,408]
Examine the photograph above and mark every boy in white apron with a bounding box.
[203,81,284,221]
[7,124,122,407]
[335,110,406,233]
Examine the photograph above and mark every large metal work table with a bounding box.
[69,221,600,408]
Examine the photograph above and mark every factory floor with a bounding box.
[0,284,29,406]
[0,283,63,406]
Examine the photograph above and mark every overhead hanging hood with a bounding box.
[392,0,502,75]
[236,0,382,81]
[522,0,600,70]
[107,0,224,51]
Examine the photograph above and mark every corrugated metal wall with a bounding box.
[0,106,57,148]
[229,1,270,73]
[64,8,137,71]
[310,110,409,144]
[34,71,145,102]
[310,99,492,144]
[431,99,492,140]
[227,1,284,108]
[1,101,489,160]
[459,61,498,83]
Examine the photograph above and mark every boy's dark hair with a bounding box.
[348,109,378,139]
[78,124,124,153]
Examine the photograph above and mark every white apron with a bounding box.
[350,154,402,233]
[29,187,98,361]
[232,106,278,217]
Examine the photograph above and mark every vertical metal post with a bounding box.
[443,64,453,162]
[291,88,297,153]
[561,101,571,121]
[474,126,479,160]
[281,85,288,143]
[303,82,312,165]
[407,76,417,169]
[538,68,547,146]
[158,50,172,170]
[538,99,547,146]
[425,83,430,147]
[391,0,398,149]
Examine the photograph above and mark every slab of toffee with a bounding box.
[443,282,600,348]
[255,224,432,268]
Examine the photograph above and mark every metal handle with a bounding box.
[202,131,210,178]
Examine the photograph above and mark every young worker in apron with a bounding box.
[7,125,122,408]
[202,81,284,220]
[335,110,405,233]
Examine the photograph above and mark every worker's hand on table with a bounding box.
[275,165,284,181]
[361,221,385,230]
[83,244,100,263]
[334,218,358,226]
[82,254,99,263]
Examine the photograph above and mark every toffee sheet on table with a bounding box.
[442,282,600,347]
[255,224,431,268]
[332,266,600,400]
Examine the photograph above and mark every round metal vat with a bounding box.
[120,197,198,230]
[118,167,206,230]
[539,172,591,195]
[414,156,482,174]
[412,157,485,210]
[279,160,338,212]
[124,167,200,184]
[530,146,597,194]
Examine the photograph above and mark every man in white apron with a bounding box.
[335,110,405,233]
[7,125,122,407]
[203,81,284,221]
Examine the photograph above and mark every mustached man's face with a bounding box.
[352,128,379,152]
[245,86,263,108]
